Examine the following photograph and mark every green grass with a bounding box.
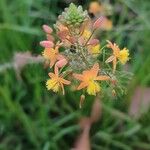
[0,0,150,149]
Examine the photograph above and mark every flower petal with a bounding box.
[60,83,65,95]
[50,59,56,68]
[77,82,88,90]
[54,65,59,76]
[48,73,55,78]
[107,40,120,54]
[60,78,71,85]
[57,54,65,60]
[105,55,115,63]
[57,30,69,40]
[95,75,110,81]
[91,63,99,76]
[113,57,117,73]
[73,73,84,81]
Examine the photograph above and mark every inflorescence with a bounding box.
[40,3,130,104]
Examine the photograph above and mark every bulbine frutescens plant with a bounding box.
[40,3,130,106]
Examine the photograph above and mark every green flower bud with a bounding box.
[59,3,89,27]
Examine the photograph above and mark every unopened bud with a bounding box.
[112,89,116,97]
[46,34,54,41]
[111,79,117,85]
[79,94,85,108]
[42,25,53,34]
[56,58,68,68]
[40,41,54,48]
[93,16,105,29]
[88,39,100,46]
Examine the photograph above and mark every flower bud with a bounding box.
[88,39,99,46]
[57,30,69,40]
[93,16,105,29]
[79,94,85,108]
[40,41,54,48]
[56,58,68,68]
[46,34,54,41]
[111,79,117,85]
[112,89,116,97]
[42,25,53,34]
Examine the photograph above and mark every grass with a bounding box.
[0,0,150,149]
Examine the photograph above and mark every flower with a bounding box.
[42,44,64,68]
[82,29,91,39]
[89,1,102,15]
[106,40,129,73]
[118,48,129,64]
[89,44,101,55]
[46,66,70,94]
[73,63,110,95]
[57,24,70,40]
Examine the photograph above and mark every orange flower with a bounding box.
[106,40,129,73]
[42,44,64,68]
[46,66,71,95]
[73,63,110,95]
[89,1,102,15]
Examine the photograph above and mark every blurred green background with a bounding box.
[0,0,150,149]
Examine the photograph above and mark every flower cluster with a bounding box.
[40,3,130,101]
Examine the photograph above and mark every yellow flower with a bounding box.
[82,29,91,39]
[118,48,129,64]
[73,63,110,95]
[87,81,101,95]
[105,40,129,73]
[46,66,70,95]
[89,44,101,55]
[42,45,63,68]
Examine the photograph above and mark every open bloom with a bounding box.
[89,1,102,15]
[106,40,129,73]
[88,44,101,55]
[42,44,64,68]
[73,63,110,95]
[82,29,91,39]
[118,48,129,64]
[46,66,70,95]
